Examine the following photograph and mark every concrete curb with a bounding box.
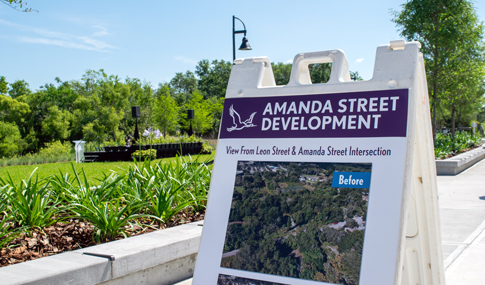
[0,220,203,285]
[436,139,485,175]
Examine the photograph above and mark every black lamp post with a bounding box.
[132,106,140,141]
[233,15,252,62]
[187,109,194,136]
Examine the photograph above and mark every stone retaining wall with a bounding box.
[0,221,203,285]
[436,139,485,175]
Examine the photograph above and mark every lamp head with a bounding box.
[187,109,195,120]
[239,36,252,50]
[132,106,141,118]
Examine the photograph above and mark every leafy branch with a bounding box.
[2,0,37,12]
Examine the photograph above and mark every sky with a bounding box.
[1,0,484,91]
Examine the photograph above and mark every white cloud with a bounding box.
[17,36,104,51]
[0,19,116,52]
[0,19,16,27]
[285,59,293,64]
[175,56,198,65]
[91,26,109,37]
[78,36,115,50]
[356,58,365,63]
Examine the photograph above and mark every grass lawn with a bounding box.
[0,153,214,186]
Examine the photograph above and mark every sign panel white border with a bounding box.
[193,41,445,285]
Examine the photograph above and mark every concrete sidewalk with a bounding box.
[440,159,485,284]
[179,159,485,285]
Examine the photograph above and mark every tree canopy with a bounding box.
[392,0,485,138]
[0,57,359,157]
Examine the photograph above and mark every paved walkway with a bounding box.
[440,159,485,284]
[178,159,485,284]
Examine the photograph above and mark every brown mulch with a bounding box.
[0,209,204,267]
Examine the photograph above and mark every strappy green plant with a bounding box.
[435,131,482,159]
[147,174,197,223]
[71,197,150,243]
[1,168,67,229]
[51,164,123,206]
[0,191,22,249]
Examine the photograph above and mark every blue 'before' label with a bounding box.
[332,172,371,188]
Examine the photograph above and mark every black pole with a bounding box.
[134,118,140,141]
[187,109,194,136]
[232,16,249,63]
[188,121,193,136]
[233,15,236,63]
[132,106,141,142]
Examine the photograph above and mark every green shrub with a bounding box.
[435,131,482,159]
[150,135,202,145]
[98,135,203,147]
[200,141,214,154]
[131,149,157,160]
[102,140,119,147]
[38,141,73,158]
[0,141,75,167]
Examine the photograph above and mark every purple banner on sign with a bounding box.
[219,89,408,139]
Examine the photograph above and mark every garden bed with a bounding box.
[434,131,483,159]
[0,220,204,285]
[0,156,211,268]
[0,209,204,268]
[436,139,485,175]
[437,140,483,160]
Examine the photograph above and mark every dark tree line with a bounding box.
[0,61,355,158]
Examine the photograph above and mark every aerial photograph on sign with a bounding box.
[217,274,288,285]
[220,161,372,284]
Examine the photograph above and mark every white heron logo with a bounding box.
[226,105,257,132]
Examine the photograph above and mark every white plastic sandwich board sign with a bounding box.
[193,40,445,285]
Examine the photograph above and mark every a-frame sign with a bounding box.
[193,40,445,285]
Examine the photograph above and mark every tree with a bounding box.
[70,70,130,142]
[309,63,332,83]
[271,62,362,85]
[0,94,30,153]
[195,59,232,98]
[350,71,363,81]
[169,71,197,105]
[206,96,224,137]
[121,78,154,139]
[272,63,292,85]
[8,80,31,99]
[0,76,7,94]
[0,121,22,157]
[41,105,72,142]
[392,0,485,139]
[182,91,213,135]
[153,84,179,137]
[440,54,485,137]
[0,94,30,127]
